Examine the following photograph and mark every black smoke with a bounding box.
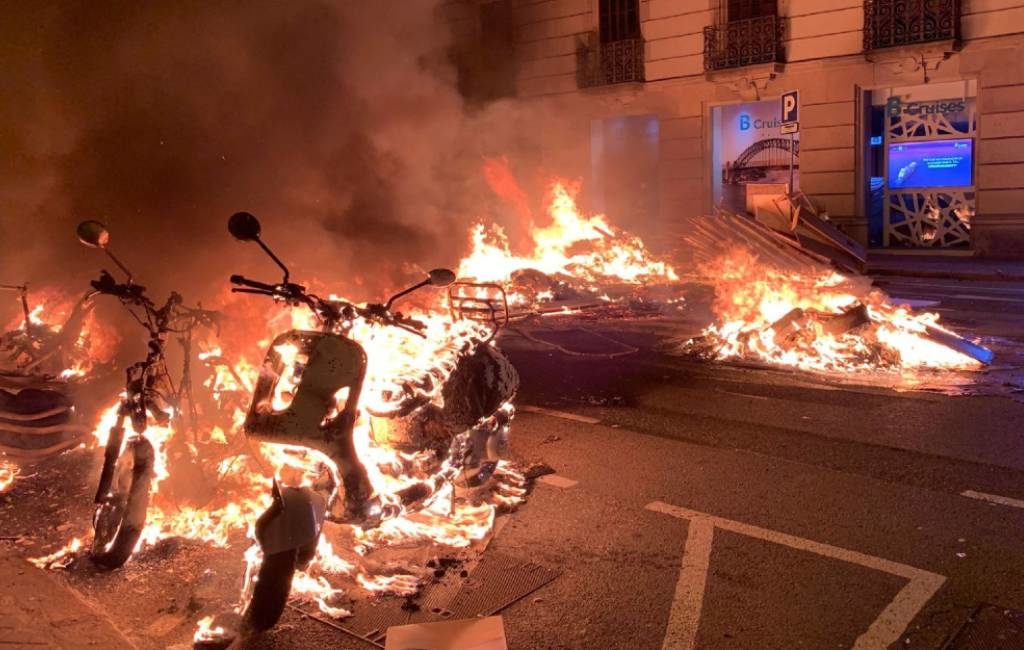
[0,1,541,305]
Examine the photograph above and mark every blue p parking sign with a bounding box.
[781,90,799,124]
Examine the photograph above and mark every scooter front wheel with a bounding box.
[240,548,298,632]
[90,437,155,569]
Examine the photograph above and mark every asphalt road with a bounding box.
[4,273,1024,649]
[269,273,1024,649]
[491,273,1024,649]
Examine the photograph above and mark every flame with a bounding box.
[26,280,521,630]
[0,461,19,493]
[458,178,677,300]
[2,287,118,378]
[193,615,229,644]
[29,536,84,569]
[685,245,981,373]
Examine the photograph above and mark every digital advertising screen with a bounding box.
[887,138,973,189]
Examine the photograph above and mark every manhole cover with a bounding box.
[947,603,1024,650]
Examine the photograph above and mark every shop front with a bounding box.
[711,98,800,215]
[863,80,977,250]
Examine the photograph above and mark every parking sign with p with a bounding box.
[781,90,799,125]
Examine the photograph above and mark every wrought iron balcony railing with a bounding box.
[864,0,961,51]
[577,36,645,88]
[703,14,785,72]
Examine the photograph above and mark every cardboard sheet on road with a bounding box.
[385,616,507,650]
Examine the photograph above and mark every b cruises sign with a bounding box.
[886,96,967,117]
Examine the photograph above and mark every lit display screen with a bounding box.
[888,139,973,189]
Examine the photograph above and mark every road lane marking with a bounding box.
[646,501,946,650]
[538,474,578,488]
[663,518,715,650]
[519,405,601,424]
[949,293,1024,303]
[713,388,770,400]
[961,489,1024,509]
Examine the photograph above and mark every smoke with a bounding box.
[0,1,547,304]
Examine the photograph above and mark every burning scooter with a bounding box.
[1,283,106,466]
[224,212,519,633]
[77,221,221,568]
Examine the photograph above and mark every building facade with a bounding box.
[447,0,1024,258]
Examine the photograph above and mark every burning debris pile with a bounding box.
[678,212,992,374]
[456,164,678,315]
[1,284,117,381]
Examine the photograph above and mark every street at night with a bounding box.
[4,268,1024,648]
[5,1,1024,649]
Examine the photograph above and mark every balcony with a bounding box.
[576,35,645,88]
[703,14,785,72]
[863,0,961,51]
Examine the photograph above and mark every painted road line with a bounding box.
[948,293,1024,303]
[538,474,578,489]
[519,405,601,424]
[662,517,715,650]
[714,388,770,400]
[647,501,946,650]
[961,489,1024,509]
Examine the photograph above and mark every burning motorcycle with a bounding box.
[0,283,101,381]
[225,212,518,632]
[1,283,104,464]
[76,221,221,568]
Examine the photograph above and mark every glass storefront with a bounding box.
[864,80,977,249]
[711,99,799,214]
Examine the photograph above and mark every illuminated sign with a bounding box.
[888,138,974,189]
[780,90,799,124]
[739,114,784,131]
[886,96,967,117]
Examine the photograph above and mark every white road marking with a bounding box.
[949,293,1024,303]
[662,518,715,650]
[961,489,1024,509]
[714,388,769,401]
[646,501,946,650]
[519,405,601,424]
[538,474,578,488]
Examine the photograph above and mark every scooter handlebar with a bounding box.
[229,274,277,292]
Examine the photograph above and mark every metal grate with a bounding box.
[947,603,1024,649]
[296,551,558,647]
[703,14,785,72]
[864,0,961,51]
[577,34,645,87]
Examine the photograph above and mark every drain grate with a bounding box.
[442,552,558,619]
[297,551,558,647]
[947,603,1024,650]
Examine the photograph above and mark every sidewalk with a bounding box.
[0,555,135,649]
[867,253,1024,281]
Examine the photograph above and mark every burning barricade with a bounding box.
[677,211,992,375]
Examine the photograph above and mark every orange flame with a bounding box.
[688,245,981,373]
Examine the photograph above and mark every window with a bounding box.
[726,0,777,22]
[599,0,641,43]
[704,0,784,71]
[863,0,961,51]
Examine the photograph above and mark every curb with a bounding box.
[869,267,1024,282]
